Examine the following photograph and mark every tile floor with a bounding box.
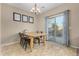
[1,41,77,56]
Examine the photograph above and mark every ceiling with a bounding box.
[7,3,62,14]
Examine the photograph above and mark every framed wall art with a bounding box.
[29,16,34,23]
[22,14,28,23]
[13,12,21,22]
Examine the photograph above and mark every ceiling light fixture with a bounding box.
[30,3,41,15]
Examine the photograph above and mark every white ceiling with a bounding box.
[7,3,62,13]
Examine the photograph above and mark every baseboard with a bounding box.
[1,41,19,47]
[70,45,79,49]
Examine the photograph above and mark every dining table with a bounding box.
[24,32,47,51]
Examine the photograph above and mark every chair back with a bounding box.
[40,31,43,34]
[19,32,24,39]
[36,31,39,33]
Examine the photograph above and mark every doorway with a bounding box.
[47,13,66,45]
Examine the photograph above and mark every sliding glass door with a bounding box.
[47,14,66,45]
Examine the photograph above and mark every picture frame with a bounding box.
[13,12,21,22]
[29,16,34,23]
[22,14,28,23]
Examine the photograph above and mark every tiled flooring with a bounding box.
[0,48,1,55]
[77,49,79,56]
[1,41,76,56]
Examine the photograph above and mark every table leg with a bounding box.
[43,36,46,46]
[30,37,34,51]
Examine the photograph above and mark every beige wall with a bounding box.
[1,4,37,45]
[0,4,1,46]
[37,3,79,47]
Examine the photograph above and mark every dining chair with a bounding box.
[19,32,30,50]
[40,31,44,43]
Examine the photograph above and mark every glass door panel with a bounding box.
[48,18,55,41]
[55,15,65,44]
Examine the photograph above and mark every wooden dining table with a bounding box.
[24,32,47,51]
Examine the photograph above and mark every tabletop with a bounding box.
[25,32,46,37]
